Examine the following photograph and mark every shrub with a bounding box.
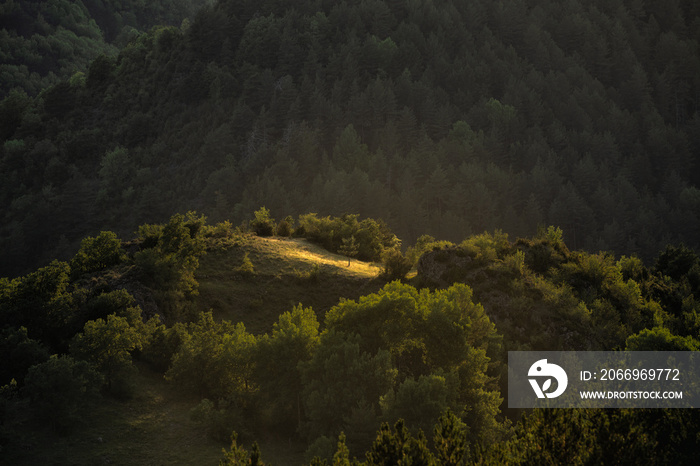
[70,231,125,276]
[296,213,399,262]
[238,253,255,276]
[381,249,412,280]
[251,207,275,237]
[276,216,294,237]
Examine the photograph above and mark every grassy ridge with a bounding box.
[195,236,384,334]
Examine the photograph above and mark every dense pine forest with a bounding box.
[2,0,700,464]
[0,0,213,98]
[1,0,699,278]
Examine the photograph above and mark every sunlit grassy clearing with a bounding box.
[255,236,381,278]
[195,235,384,334]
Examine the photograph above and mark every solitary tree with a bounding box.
[339,236,359,266]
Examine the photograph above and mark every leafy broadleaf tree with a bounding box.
[299,330,397,449]
[625,327,699,351]
[166,311,256,401]
[322,282,505,447]
[0,326,50,386]
[70,313,144,397]
[0,260,76,351]
[254,304,320,432]
[24,355,103,432]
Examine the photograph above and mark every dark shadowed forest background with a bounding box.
[2,0,700,464]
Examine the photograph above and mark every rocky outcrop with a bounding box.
[416,248,472,287]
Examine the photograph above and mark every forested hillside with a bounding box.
[2,0,700,278]
[0,0,212,97]
[3,213,700,463]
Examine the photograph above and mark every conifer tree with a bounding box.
[339,236,359,266]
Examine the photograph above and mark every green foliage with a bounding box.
[0,260,76,350]
[365,420,434,465]
[237,252,255,277]
[141,322,187,372]
[314,282,504,450]
[254,305,320,430]
[618,255,648,282]
[23,355,103,432]
[625,327,699,351]
[0,326,49,386]
[220,433,266,466]
[70,231,125,276]
[295,263,322,284]
[333,124,369,172]
[339,236,359,266]
[380,373,457,437]
[460,231,511,264]
[332,432,352,465]
[4,0,700,279]
[494,408,700,465]
[655,244,699,281]
[433,409,469,466]
[81,289,135,323]
[300,329,396,446]
[8,214,700,463]
[501,409,598,465]
[0,89,31,139]
[97,146,136,204]
[276,215,295,237]
[2,0,700,457]
[250,207,276,237]
[70,313,144,397]
[134,212,207,321]
[324,282,497,376]
[0,0,211,98]
[406,235,455,266]
[166,311,255,400]
[297,214,398,262]
[500,249,526,277]
[380,248,412,280]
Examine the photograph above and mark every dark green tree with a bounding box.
[70,231,125,277]
[433,409,469,466]
[254,305,320,431]
[220,432,266,466]
[365,420,435,465]
[70,313,144,397]
[250,207,276,237]
[339,235,359,266]
[24,355,103,432]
